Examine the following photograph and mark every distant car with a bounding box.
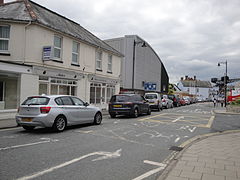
[108,94,151,118]
[161,95,173,109]
[168,94,181,107]
[16,95,102,132]
[179,98,186,106]
[183,96,191,105]
[144,92,163,111]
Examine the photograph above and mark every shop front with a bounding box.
[89,74,120,110]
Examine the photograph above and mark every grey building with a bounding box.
[105,35,169,94]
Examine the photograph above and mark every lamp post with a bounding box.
[132,39,147,92]
[218,60,228,107]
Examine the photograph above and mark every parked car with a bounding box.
[16,95,102,132]
[108,94,151,118]
[168,94,181,107]
[183,96,191,105]
[144,92,163,111]
[179,98,186,106]
[161,94,173,109]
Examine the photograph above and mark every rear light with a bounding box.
[40,107,51,114]
[125,102,133,105]
[162,99,166,102]
[174,98,176,102]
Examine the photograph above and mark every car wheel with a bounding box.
[53,116,66,132]
[166,104,169,109]
[157,105,160,111]
[147,107,151,115]
[94,112,102,125]
[22,126,35,131]
[132,108,139,118]
[110,113,116,118]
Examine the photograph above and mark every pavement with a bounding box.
[1,105,240,180]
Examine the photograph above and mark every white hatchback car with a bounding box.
[144,93,163,111]
[16,95,102,132]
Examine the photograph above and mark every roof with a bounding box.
[180,80,212,88]
[0,0,123,57]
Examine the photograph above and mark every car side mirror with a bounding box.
[84,102,89,106]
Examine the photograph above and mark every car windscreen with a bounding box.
[110,95,131,102]
[145,94,157,99]
[22,97,50,105]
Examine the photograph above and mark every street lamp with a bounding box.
[218,60,228,107]
[132,39,147,92]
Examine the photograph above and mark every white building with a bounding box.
[177,76,213,101]
[0,0,122,114]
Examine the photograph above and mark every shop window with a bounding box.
[0,81,4,101]
[51,84,58,94]
[96,87,101,103]
[59,85,70,95]
[0,25,10,52]
[90,86,95,104]
[39,83,48,95]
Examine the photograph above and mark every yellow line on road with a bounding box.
[138,113,167,122]
[206,115,215,128]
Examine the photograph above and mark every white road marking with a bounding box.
[0,127,21,132]
[16,149,122,180]
[175,137,181,143]
[188,127,196,133]
[0,138,59,151]
[172,116,184,122]
[132,160,166,180]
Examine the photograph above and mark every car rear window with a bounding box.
[22,97,50,105]
[145,94,157,99]
[110,95,131,102]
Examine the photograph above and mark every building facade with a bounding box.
[177,76,213,101]
[0,0,122,113]
[105,35,169,95]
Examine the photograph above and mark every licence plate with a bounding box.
[149,102,155,104]
[22,118,32,122]
[113,105,122,108]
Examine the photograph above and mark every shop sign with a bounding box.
[42,46,53,61]
[144,82,157,91]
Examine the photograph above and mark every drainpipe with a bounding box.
[23,21,32,64]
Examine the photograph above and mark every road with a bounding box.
[0,102,238,180]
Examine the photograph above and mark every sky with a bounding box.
[6,0,240,83]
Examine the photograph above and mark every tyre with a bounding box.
[157,105,160,111]
[53,116,67,132]
[94,112,102,125]
[147,107,151,115]
[22,126,35,131]
[110,113,116,118]
[132,108,139,118]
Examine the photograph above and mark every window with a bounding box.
[71,97,84,106]
[60,97,73,105]
[0,81,4,101]
[96,51,102,70]
[22,97,50,105]
[72,41,79,64]
[53,35,62,60]
[0,25,10,52]
[107,54,112,72]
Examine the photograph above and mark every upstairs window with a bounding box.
[107,54,112,73]
[53,35,62,60]
[72,41,79,64]
[96,51,102,70]
[0,25,10,52]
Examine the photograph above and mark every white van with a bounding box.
[144,93,163,111]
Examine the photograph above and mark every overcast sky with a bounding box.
[7,0,240,83]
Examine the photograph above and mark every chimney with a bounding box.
[0,0,4,5]
[194,76,196,80]
[181,77,184,81]
[185,75,188,80]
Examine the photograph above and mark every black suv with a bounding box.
[108,94,151,118]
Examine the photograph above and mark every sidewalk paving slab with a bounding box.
[159,132,240,180]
